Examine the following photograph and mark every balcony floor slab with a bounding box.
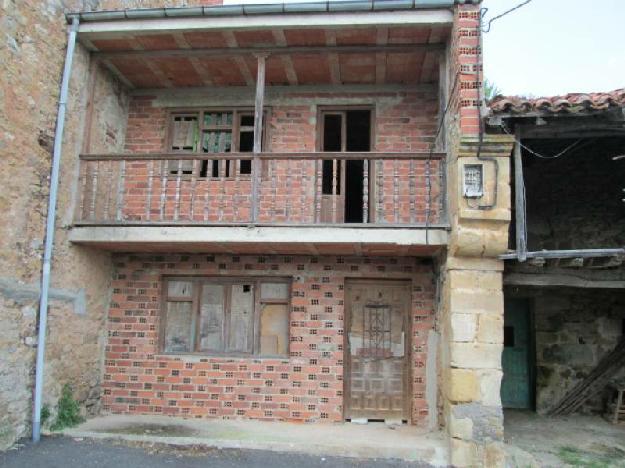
[68,225,448,256]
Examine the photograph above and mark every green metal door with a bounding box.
[501,299,532,409]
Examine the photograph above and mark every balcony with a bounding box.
[69,151,448,255]
[68,4,453,255]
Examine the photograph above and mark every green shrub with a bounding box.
[50,384,84,431]
[40,405,51,426]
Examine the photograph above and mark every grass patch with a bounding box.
[558,445,625,468]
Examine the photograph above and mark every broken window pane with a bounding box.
[260,303,289,356]
[227,284,254,353]
[199,284,225,352]
[202,131,232,153]
[204,111,233,127]
[164,301,194,353]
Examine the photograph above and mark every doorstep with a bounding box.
[59,414,448,466]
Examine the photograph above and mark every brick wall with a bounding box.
[103,253,435,426]
[105,91,444,225]
[124,91,438,154]
[449,4,482,136]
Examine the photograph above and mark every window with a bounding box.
[161,277,290,356]
[167,109,267,178]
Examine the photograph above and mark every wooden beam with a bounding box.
[500,248,625,260]
[94,43,445,60]
[81,57,100,153]
[272,29,298,86]
[514,127,528,262]
[79,151,447,161]
[504,273,625,289]
[325,30,341,85]
[172,32,213,86]
[223,31,254,86]
[251,53,267,223]
[99,58,135,89]
[375,28,388,85]
[143,58,174,88]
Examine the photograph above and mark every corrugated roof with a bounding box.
[490,89,625,116]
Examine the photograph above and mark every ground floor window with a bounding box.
[161,277,290,357]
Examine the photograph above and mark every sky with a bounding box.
[223,0,624,97]
[482,0,624,96]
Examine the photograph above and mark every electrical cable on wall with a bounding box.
[425,71,460,245]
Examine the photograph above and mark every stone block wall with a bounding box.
[438,133,515,467]
[507,286,625,414]
[103,253,436,426]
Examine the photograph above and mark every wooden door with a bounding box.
[501,298,532,409]
[345,280,411,422]
[320,112,345,223]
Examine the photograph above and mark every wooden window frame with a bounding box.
[166,107,270,180]
[315,105,376,152]
[159,276,291,358]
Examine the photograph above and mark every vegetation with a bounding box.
[558,445,625,468]
[484,79,502,102]
[40,404,51,426]
[50,384,84,431]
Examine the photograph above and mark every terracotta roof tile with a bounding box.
[489,89,625,115]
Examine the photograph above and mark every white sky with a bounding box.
[482,0,625,96]
[223,0,625,97]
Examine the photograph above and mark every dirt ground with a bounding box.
[504,410,625,467]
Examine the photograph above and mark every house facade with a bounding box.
[1,0,517,466]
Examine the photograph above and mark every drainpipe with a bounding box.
[32,16,80,443]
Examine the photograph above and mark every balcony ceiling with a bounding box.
[83,25,450,88]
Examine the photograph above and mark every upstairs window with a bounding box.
[161,277,290,357]
[167,109,267,178]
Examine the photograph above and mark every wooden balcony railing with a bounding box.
[74,152,446,227]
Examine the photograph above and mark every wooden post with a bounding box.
[251,53,267,223]
[514,126,528,261]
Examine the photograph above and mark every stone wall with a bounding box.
[524,137,625,250]
[0,0,129,449]
[438,133,514,466]
[507,286,625,414]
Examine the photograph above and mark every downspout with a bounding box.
[32,16,79,443]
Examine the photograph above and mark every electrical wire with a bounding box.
[500,123,586,159]
[481,0,533,33]
[425,71,461,245]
